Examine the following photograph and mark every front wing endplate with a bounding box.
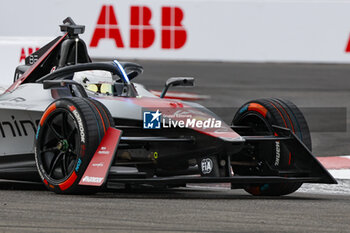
[79,127,122,186]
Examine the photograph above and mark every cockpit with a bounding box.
[73,70,131,97]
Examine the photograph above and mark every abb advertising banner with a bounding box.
[1,0,350,83]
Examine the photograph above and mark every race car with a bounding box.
[0,18,336,195]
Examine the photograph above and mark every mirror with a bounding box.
[160,77,195,98]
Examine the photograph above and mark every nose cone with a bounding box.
[96,96,243,141]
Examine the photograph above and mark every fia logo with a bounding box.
[143,110,162,129]
[201,158,213,174]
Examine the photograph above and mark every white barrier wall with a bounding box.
[1,0,350,84]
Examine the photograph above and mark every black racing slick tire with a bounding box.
[233,98,311,196]
[35,97,113,194]
[88,98,115,129]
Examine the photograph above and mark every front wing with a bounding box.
[78,125,337,189]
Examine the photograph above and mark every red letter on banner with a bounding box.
[161,7,187,49]
[346,35,350,52]
[90,5,124,48]
[130,6,155,48]
[19,47,40,62]
[19,48,26,62]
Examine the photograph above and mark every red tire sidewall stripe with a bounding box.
[40,103,56,126]
[248,103,268,117]
[58,172,78,191]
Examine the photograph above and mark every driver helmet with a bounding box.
[73,70,113,95]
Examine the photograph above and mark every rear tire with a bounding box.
[233,98,311,196]
[35,97,113,194]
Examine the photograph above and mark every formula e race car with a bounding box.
[0,18,336,195]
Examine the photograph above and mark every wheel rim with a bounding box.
[38,109,80,183]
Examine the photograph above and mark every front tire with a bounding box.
[233,98,311,196]
[35,97,113,194]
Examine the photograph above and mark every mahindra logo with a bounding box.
[90,5,187,49]
[0,115,39,138]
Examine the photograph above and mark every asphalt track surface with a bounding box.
[0,181,348,233]
[1,61,350,232]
